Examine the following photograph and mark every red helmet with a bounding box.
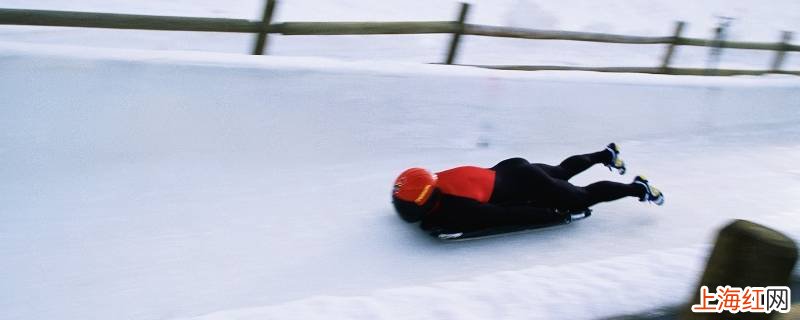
[392,168,439,222]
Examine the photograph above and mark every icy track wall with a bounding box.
[2,48,800,170]
[3,47,800,320]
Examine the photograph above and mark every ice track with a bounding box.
[1,45,799,320]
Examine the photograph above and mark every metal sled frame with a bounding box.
[432,209,592,241]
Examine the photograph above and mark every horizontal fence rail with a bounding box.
[0,8,263,33]
[679,37,800,51]
[0,5,798,76]
[460,65,800,76]
[464,25,675,44]
[279,21,458,35]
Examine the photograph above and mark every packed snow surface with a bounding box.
[1,1,800,320]
[1,44,799,320]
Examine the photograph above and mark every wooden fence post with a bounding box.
[252,0,277,55]
[444,2,470,65]
[679,220,798,320]
[660,21,685,73]
[771,31,793,72]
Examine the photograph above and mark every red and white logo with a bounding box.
[691,285,791,314]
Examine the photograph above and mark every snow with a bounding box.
[1,1,800,320]
[2,44,800,320]
[184,246,710,320]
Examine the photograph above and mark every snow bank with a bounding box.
[186,246,710,320]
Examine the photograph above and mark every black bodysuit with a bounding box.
[420,150,643,233]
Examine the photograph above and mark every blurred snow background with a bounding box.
[0,0,798,68]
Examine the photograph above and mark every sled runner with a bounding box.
[431,208,592,241]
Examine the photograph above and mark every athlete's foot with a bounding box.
[605,143,626,175]
[633,175,664,205]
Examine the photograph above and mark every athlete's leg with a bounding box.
[533,149,611,180]
[538,178,643,210]
[490,155,640,207]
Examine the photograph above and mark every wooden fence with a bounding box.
[1,1,798,76]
